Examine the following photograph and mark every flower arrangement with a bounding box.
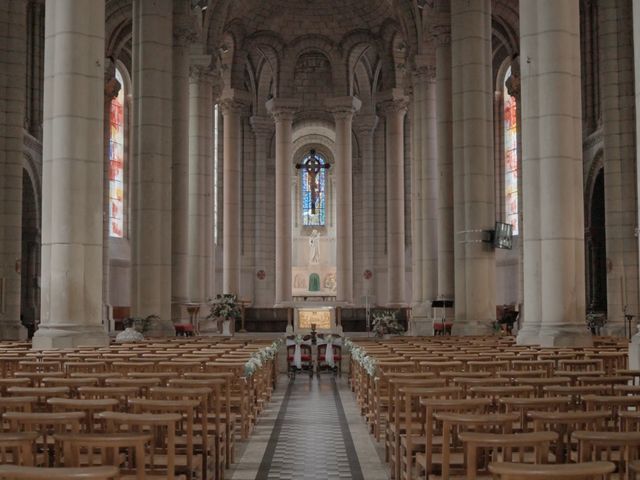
[371,310,405,337]
[344,338,377,377]
[123,314,158,334]
[586,311,606,335]
[244,338,283,377]
[207,294,242,321]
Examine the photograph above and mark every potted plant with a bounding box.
[207,294,242,336]
[371,310,405,338]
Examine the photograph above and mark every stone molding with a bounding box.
[250,115,275,137]
[325,96,362,120]
[377,98,409,117]
[266,98,301,122]
[430,24,451,47]
[353,115,379,136]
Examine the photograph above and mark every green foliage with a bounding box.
[371,310,405,337]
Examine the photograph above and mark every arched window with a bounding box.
[503,65,519,235]
[108,67,126,238]
[300,150,328,226]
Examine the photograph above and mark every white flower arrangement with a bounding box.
[243,338,283,378]
[371,310,405,337]
[344,338,377,377]
[207,294,242,321]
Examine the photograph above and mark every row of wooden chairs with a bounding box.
[347,336,635,480]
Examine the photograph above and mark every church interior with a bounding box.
[1,0,640,478]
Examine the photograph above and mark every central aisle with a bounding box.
[229,374,389,480]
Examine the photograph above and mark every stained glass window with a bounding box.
[108,68,125,238]
[504,66,519,235]
[301,152,327,226]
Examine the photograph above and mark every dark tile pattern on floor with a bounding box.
[256,375,364,480]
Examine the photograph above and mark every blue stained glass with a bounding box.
[301,153,327,226]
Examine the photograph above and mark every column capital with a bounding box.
[412,64,436,84]
[353,115,379,136]
[250,115,274,137]
[266,97,301,122]
[174,21,198,46]
[377,90,409,117]
[104,58,120,101]
[430,24,451,47]
[219,89,251,115]
[325,96,362,119]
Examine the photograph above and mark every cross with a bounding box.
[295,149,330,214]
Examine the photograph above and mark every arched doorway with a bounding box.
[587,168,607,313]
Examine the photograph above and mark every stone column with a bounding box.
[451,0,495,335]
[434,24,455,304]
[250,116,275,306]
[170,11,192,322]
[0,0,28,340]
[635,0,640,329]
[599,0,638,336]
[517,0,591,346]
[33,0,108,348]
[130,0,173,331]
[379,92,409,306]
[410,62,439,334]
[219,97,244,295]
[326,96,361,304]
[266,98,300,306]
[188,58,213,310]
[353,115,379,302]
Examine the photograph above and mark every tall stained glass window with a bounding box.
[504,66,519,235]
[108,68,125,238]
[301,151,327,226]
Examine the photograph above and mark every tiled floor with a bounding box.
[228,373,389,480]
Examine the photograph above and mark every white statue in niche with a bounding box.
[309,229,321,265]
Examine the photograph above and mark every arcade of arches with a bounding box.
[1,0,640,348]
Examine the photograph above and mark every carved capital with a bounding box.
[430,24,451,47]
[219,98,247,116]
[505,62,521,98]
[189,63,215,83]
[266,98,301,123]
[325,96,362,120]
[413,64,436,83]
[250,116,274,137]
[353,115,379,136]
[377,99,409,117]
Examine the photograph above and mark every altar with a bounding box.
[293,306,339,333]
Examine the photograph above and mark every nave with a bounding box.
[229,375,387,480]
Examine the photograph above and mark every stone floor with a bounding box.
[228,373,389,480]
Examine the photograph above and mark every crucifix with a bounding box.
[295,149,330,214]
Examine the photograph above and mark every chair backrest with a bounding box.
[488,461,615,479]
[573,430,640,479]
[0,465,120,479]
[0,432,38,466]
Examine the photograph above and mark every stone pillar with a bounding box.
[188,58,213,310]
[379,92,409,306]
[599,0,638,336]
[410,62,438,335]
[266,98,300,306]
[326,96,361,304]
[517,0,591,346]
[219,97,244,295]
[450,0,496,335]
[250,116,275,306]
[171,11,192,322]
[33,0,108,348]
[353,116,379,303]
[635,0,640,324]
[434,25,455,304]
[130,0,173,331]
[0,0,28,340]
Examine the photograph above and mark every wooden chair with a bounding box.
[459,431,557,480]
[54,432,149,480]
[0,465,120,479]
[0,432,38,466]
[4,411,84,467]
[77,386,140,411]
[573,430,640,480]
[488,461,616,479]
[529,408,610,463]
[47,398,118,433]
[98,411,181,479]
[500,396,571,432]
[435,412,519,479]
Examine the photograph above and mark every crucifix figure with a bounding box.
[296,149,330,214]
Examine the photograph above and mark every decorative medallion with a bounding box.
[363,269,373,280]
[257,270,266,280]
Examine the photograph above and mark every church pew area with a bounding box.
[0,337,282,479]
[346,336,635,480]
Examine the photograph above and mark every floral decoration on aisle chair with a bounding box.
[207,294,242,336]
[371,310,405,338]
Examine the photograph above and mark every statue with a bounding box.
[309,229,321,265]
